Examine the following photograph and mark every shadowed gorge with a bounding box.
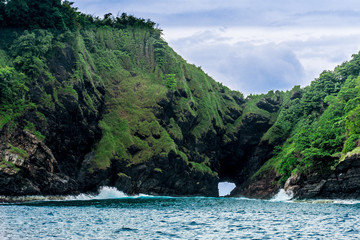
[1,1,360,200]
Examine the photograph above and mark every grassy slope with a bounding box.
[2,23,360,191]
[74,26,244,175]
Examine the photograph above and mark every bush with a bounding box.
[343,134,360,153]
[0,66,28,108]
[165,74,176,90]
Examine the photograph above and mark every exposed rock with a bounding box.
[48,44,77,81]
[0,28,315,200]
[231,169,280,199]
[286,154,360,199]
[284,173,302,194]
[256,97,281,113]
[0,127,78,196]
[219,112,277,186]
[80,150,219,197]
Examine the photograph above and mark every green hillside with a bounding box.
[1,0,360,199]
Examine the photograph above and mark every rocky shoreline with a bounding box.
[285,153,360,199]
[1,23,360,201]
[2,125,360,201]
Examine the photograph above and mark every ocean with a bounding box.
[1,187,360,239]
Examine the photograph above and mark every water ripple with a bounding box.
[1,196,360,239]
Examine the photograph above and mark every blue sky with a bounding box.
[73,0,360,95]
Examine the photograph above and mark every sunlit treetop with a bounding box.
[0,0,161,33]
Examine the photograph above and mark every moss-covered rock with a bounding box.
[2,8,360,200]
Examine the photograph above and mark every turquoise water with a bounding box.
[1,189,360,239]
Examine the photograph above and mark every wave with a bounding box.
[63,186,157,201]
[0,186,152,203]
[269,189,293,202]
[268,189,360,205]
[1,187,360,204]
[65,186,131,200]
[293,199,360,205]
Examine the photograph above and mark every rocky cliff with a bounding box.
[285,153,360,199]
[1,12,360,199]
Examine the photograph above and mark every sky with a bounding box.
[73,0,360,95]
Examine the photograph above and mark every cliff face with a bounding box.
[0,32,105,195]
[285,153,360,199]
[0,27,248,197]
[1,24,360,199]
[0,127,78,195]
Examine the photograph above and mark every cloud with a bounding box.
[284,33,360,83]
[222,43,305,94]
[170,31,305,95]
[73,0,360,28]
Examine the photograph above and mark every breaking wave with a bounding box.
[0,186,150,203]
[66,186,131,200]
[269,189,293,202]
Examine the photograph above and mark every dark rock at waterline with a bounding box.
[230,169,281,199]
[0,42,107,196]
[79,150,219,197]
[285,154,360,199]
[219,113,276,187]
[0,127,78,196]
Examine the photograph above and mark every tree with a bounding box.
[10,30,53,57]
[0,0,5,27]
[59,1,78,30]
[0,66,28,108]
[5,0,30,27]
[165,74,176,90]
[26,0,65,29]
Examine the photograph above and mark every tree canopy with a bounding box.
[0,0,160,32]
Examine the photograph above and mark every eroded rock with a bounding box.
[0,127,78,196]
[285,154,360,199]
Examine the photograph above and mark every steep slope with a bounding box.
[1,2,360,199]
[0,24,247,197]
[234,54,360,199]
[74,26,246,196]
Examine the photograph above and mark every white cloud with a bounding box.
[73,0,360,28]
[169,30,305,95]
[166,27,360,94]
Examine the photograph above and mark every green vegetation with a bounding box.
[0,0,160,34]
[0,158,20,172]
[165,74,177,90]
[0,66,29,127]
[0,2,246,186]
[189,161,217,176]
[8,144,28,159]
[2,1,360,193]
[74,25,245,172]
[253,53,360,184]
[154,168,163,173]
[117,172,130,178]
[24,121,45,141]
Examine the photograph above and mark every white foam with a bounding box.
[0,187,162,203]
[65,186,131,200]
[270,189,293,202]
[332,199,360,205]
[294,199,360,205]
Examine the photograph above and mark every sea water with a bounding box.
[1,187,360,239]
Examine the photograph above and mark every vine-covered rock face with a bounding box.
[2,6,360,199]
[0,26,249,197]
